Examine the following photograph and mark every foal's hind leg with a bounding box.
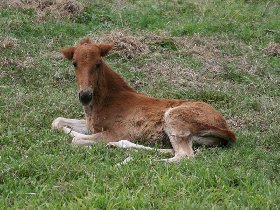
[159,133,194,163]
[52,117,89,134]
[161,108,195,163]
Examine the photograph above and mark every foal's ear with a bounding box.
[98,44,113,57]
[60,47,76,60]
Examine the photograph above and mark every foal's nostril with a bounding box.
[79,91,93,105]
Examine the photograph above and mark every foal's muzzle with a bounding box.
[79,90,93,106]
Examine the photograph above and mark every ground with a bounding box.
[0,0,279,209]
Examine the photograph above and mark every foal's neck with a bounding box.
[90,61,135,108]
[102,62,135,93]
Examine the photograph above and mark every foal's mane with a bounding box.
[95,63,135,93]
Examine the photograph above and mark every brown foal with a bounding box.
[52,38,236,163]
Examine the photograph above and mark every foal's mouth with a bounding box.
[79,90,93,106]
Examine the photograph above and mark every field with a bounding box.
[0,0,279,209]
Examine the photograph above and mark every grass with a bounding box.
[0,0,279,209]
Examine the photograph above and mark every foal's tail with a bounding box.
[194,127,236,147]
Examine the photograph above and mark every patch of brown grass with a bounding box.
[0,56,34,69]
[0,56,35,80]
[0,37,18,50]
[0,57,13,66]
[264,42,280,57]
[1,0,84,20]
[90,30,149,59]
[43,51,64,60]
[227,116,247,131]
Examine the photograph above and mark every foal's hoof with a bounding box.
[52,117,64,130]
[106,142,118,148]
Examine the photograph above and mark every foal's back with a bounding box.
[110,92,235,148]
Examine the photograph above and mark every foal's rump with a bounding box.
[163,102,236,147]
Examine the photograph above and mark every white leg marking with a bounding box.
[72,137,97,146]
[61,127,98,146]
[107,140,174,154]
[52,117,88,134]
[108,140,152,149]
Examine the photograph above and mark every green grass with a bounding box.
[0,0,279,209]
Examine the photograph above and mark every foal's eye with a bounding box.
[73,62,77,68]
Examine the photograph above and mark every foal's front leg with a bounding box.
[52,117,89,134]
[52,117,113,146]
[62,127,112,146]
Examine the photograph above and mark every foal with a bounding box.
[52,39,236,162]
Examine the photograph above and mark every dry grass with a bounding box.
[0,36,18,50]
[0,0,84,20]
[43,51,64,60]
[265,42,280,57]
[0,36,33,79]
[90,29,149,59]
[0,56,34,69]
[0,55,34,80]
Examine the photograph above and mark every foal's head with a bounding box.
[60,39,113,106]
